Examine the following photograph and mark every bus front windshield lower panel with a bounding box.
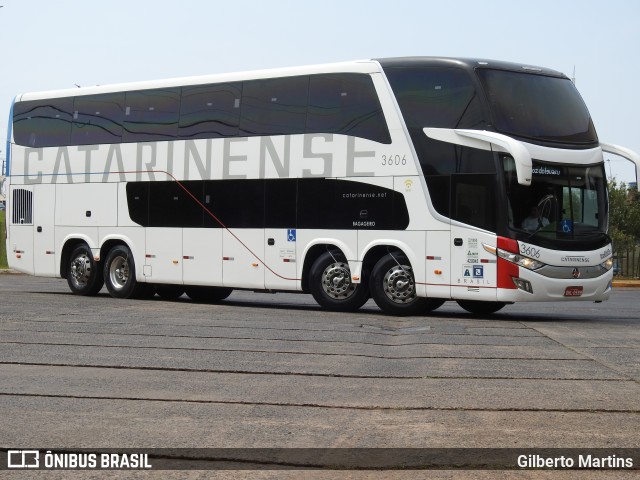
[503,158,609,248]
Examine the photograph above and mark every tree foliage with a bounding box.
[608,180,640,258]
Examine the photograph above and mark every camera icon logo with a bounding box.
[7,450,40,468]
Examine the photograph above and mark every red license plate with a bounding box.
[564,286,583,297]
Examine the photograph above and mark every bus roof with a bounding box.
[377,56,568,79]
[15,56,568,102]
[16,59,382,102]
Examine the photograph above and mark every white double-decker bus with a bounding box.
[5,57,640,315]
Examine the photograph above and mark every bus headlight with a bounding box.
[492,248,546,270]
[600,258,613,270]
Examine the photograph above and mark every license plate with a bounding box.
[564,286,583,297]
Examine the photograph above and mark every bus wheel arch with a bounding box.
[101,241,144,299]
[304,244,369,312]
[62,240,104,296]
[369,250,430,316]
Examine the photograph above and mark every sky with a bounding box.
[0,0,638,183]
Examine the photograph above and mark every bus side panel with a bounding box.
[145,227,183,285]
[222,229,265,290]
[55,183,118,228]
[33,184,57,277]
[450,226,497,301]
[425,230,451,300]
[183,228,223,287]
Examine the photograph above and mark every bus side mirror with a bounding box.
[600,143,640,185]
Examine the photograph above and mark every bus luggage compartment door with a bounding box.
[264,228,297,290]
[33,184,56,277]
[222,229,265,290]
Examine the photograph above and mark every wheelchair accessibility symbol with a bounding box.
[560,219,573,233]
[287,229,296,242]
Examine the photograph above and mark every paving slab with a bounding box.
[0,342,624,380]
[1,364,638,412]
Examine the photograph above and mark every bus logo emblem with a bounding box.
[572,268,580,279]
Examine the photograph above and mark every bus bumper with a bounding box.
[496,268,613,303]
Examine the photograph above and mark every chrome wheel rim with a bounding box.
[109,255,129,291]
[321,262,355,300]
[70,253,92,288]
[383,264,416,304]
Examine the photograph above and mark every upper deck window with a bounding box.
[13,74,391,146]
[123,88,180,142]
[179,83,241,139]
[240,76,309,136]
[13,98,73,147]
[72,93,124,144]
[307,73,390,143]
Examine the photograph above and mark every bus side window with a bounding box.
[239,77,308,136]
[13,98,73,148]
[307,74,391,144]
[71,93,124,145]
[123,88,180,142]
[450,173,496,231]
[179,83,241,139]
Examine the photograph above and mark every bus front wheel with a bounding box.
[370,254,428,316]
[67,243,104,296]
[103,245,141,299]
[309,251,369,312]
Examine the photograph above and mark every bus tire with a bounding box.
[103,245,141,299]
[155,284,184,301]
[370,254,427,316]
[67,244,104,296]
[135,284,157,299]
[185,286,233,303]
[309,251,369,312]
[424,298,446,312]
[457,300,506,315]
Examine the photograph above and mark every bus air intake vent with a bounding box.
[12,189,33,225]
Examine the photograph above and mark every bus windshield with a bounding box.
[504,158,609,245]
[477,69,598,145]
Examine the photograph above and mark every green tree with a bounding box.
[608,180,640,276]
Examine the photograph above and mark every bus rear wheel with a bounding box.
[424,298,446,312]
[310,251,369,312]
[103,245,142,299]
[155,284,185,301]
[67,244,104,296]
[370,254,428,316]
[184,286,233,303]
[457,300,506,315]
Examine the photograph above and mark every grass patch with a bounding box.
[0,210,7,269]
